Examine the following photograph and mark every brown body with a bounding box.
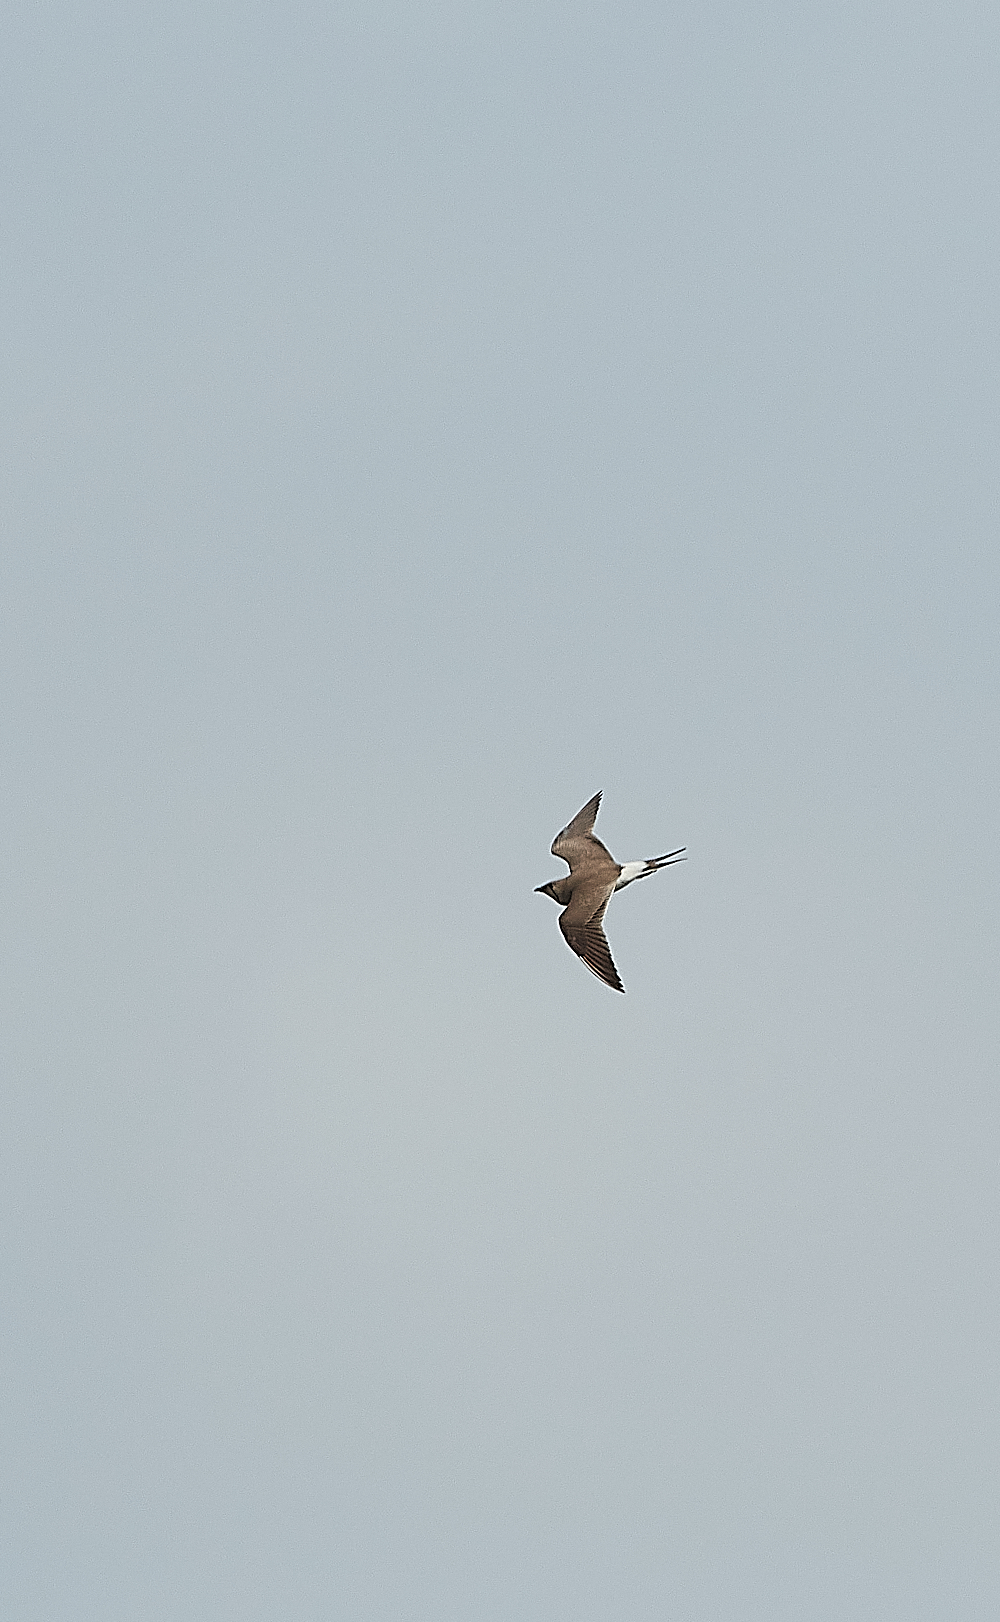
[535,792,684,993]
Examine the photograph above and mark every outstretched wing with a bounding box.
[558,889,625,993]
[551,791,618,874]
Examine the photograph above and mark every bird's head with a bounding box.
[535,881,560,902]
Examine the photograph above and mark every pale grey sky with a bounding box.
[3,2,999,1618]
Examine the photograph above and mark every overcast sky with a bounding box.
[3,2,999,1618]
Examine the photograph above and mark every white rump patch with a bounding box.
[615,861,648,890]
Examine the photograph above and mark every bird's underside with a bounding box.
[536,791,685,992]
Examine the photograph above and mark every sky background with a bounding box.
[3,2,999,1617]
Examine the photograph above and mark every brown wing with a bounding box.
[558,888,625,993]
[551,791,620,877]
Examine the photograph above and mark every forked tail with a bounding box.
[614,848,686,891]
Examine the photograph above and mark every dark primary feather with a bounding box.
[551,791,621,877]
[554,789,602,842]
[558,893,624,993]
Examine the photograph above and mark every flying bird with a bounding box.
[535,792,685,992]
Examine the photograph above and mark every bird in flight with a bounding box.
[535,792,685,992]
